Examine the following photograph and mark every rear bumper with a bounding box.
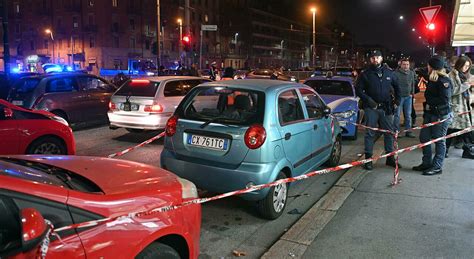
[108,112,170,130]
[160,149,276,201]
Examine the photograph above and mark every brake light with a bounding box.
[108,101,116,111]
[165,115,178,137]
[144,104,163,113]
[244,124,266,149]
[130,79,150,86]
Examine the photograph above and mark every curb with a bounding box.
[261,137,385,258]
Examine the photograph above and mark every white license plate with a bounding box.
[12,100,23,106]
[187,134,228,150]
[121,103,139,111]
[338,120,347,126]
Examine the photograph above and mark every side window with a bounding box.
[46,78,77,93]
[0,105,6,120]
[299,88,325,119]
[164,80,201,97]
[278,90,305,125]
[0,195,21,254]
[77,77,110,91]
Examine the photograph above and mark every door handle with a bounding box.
[313,124,318,130]
[284,133,291,140]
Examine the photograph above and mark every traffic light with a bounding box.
[427,23,435,31]
[182,35,191,52]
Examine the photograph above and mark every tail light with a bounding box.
[144,104,163,113]
[165,115,179,137]
[244,124,266,149]
[108,101,117,111]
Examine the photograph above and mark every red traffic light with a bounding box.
[427,23,435,31]
[182,35,191,43]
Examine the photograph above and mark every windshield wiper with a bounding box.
[200,117,236,129]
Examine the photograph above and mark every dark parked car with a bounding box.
[0,72,40,99]
[7,73,116,126]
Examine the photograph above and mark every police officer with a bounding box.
[412,56,452,175]
[356,50,401,170]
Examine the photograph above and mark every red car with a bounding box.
[0,99,75,155]
[0,155,201,258]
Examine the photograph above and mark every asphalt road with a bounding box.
[74,125,366,258]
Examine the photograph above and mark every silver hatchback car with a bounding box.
[108,76,210,132]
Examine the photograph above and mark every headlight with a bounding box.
[333,110,355,119]
[178,177,198,199]
[290,77,297,82]
[51,116,69,126]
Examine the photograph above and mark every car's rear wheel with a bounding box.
[27,136,67,155]
[257,171,288,220]
[126,128,144,133]
[325,135,342,167]
[136,242,180,259]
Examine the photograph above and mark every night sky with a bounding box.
[286,0,451,56]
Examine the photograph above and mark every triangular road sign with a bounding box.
[419,5,442,25]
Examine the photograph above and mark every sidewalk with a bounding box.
[264,134,474,258]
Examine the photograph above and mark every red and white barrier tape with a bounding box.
[336,110,472,136]
[107,132,165,158]
[53,125,474,234]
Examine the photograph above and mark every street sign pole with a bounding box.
[200,25,218,70]
[200,29,203,69]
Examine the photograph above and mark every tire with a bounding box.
[27,136,67,155]
[325,136,342,167]
[136,242,181,259]
[126,128,145,133]
[257,171,288,220]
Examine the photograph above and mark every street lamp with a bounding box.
[399,15,404,20]
[234,33,239,54]
[310,7,316,67]
[412,28,416,32]
[45,29,55,63]
[177,18,183,61]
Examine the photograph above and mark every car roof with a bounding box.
[305,76,354,83]
[134,76,206,83]
[200,79,298,91]
[21,72,99,80]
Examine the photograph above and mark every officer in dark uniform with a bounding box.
[413,56,452,175]
[356,50,401,170]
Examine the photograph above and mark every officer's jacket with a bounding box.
[425,75,452,107]
[356,66,401,108]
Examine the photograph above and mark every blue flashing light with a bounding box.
[11,67,21,73]
[65,66,74,72]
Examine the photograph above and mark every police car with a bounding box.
[304,75,360,140]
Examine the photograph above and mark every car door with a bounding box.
[44,77,82,123]
[298,88,332,166]
[0,104,19,154]
[77,76,114,122]
[277,89,314,176]
[0,190,86,258]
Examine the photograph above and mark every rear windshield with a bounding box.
[11,78,41,94]
[305,80,353,96]
[178,86,265,126]
[114,80,159,97]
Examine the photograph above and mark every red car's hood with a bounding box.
[6,155,180,195]
[0,99,55,117]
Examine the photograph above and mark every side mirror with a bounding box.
[21,208,48,253]
[323,107,331,117]
[4,107,13,118]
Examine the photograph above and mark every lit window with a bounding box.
[112,0,118,7]
[14,3,20,13]
[73,17,79,28]
[89,0,94,6]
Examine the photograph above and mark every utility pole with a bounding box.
[2,0,10,78]
[156,0,161,68]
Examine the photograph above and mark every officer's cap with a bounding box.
[428,56,444,70]
[369,50,383,58]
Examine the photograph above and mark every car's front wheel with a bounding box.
[325,135,342,167]
[27,136,67,155]
[257,171,288,220]
[136,242,180,259]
